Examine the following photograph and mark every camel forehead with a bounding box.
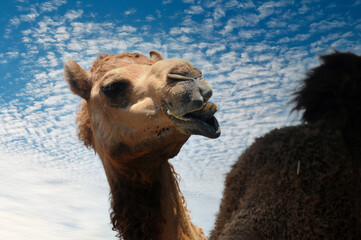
[90,53,153,76]
[151,58,197,74]
[155,58,192,67]
[100,58,199,84]
[101,64,151,85]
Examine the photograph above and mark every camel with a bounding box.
[64,51,221,240]
[65,50,361,240]
[210,51,361,239]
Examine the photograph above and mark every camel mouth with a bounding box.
[167,102,221,139]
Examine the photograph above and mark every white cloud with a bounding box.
[54,26,70,41]
[224,0,239,8]
[219,14,259,35]
[9,12,38,27]
[257,0,288,20]
[185,5,205,14]
[330,37,356,49]
[7,51,20,59]
[22,12,38,22]
[39,0,67,13]
[0,51,21,64]
[310,33,342,49]
[298,4,309,14]
[9,17,21,26]
[124,8,136,16]
[238,29,266,39]
[65,9,83,20]
[310,20,346,32]
[238,0,256,9]
[116,25,137,33]
[145,15,156,22]
[277,33,311,43]
[169,27,192,35]
[180,15,196,27]
[213,6,225,20]
[266,18,287,28]
[205,45,226,56]
[177,35,193,43]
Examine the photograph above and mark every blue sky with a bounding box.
[1,0,360,239]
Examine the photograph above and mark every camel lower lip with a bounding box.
[168,112,221,138]
[166,101,221,138]
[192,115,221,138]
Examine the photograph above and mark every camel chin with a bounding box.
[166,101,221,139]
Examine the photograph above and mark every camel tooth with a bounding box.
[211,103,218,113]
[202,102,217,113]
[203,102,213,111]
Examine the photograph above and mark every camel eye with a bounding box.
[167,73,194,82]
[101,80,129,99]
[167,66,202,83]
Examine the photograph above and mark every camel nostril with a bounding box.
[202,88,213,102]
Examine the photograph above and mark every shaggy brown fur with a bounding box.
[210,51,361,240]
[109,161,170,240]
[293,51,361,161]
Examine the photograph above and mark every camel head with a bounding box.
[64,51,220,164]
[293,51,361,124]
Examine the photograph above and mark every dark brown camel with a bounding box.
[210,51,361,240]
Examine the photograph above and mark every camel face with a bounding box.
[65,52,220,161]
[148,58,221,139]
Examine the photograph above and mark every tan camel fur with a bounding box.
[64,51,221,240]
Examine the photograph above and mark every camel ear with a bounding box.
[149,50,164,62]
[64,60,92,100]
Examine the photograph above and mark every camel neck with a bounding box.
[158,161,207,240]
[105,158,206,240]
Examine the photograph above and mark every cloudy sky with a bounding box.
[0,0,360,239]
